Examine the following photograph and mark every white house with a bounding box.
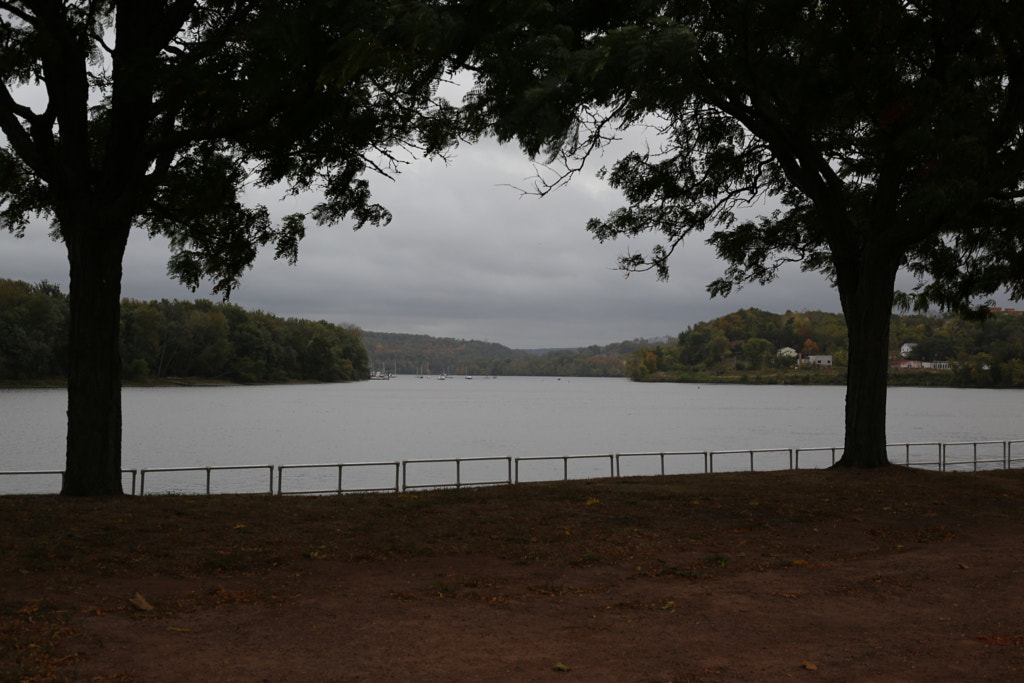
[800,354,833,367]
[776,347,798,358]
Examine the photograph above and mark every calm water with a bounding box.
[1,377,1022,493]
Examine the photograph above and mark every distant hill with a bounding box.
[625,307,1024,388]
[360,331,655,377]
[0,276,659,382]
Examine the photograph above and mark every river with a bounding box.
[1,377,1022,493]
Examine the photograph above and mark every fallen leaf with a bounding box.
[553,662,571,672]
[129,592,154,611]
[166,627,191,633]
[959,563,970,570]
[802,660,818,671]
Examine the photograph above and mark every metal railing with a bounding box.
[6,438,1024,496]
[794,447,841,469]
[888,442,943,469]
[402,456,512,491]
[0,469,139,494]
[0,469,66,490]
[940,440,1007,471]
[708,448,793,473]
[1010,440,1024,468]
[277,461,400,495]
[615,451,709,476]
[139,464,273,495]
[514,453,615,483]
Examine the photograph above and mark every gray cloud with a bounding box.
[0,137,902,349]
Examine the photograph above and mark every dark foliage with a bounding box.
[0,279,368,384]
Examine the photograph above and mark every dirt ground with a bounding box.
[3,466,1024,682]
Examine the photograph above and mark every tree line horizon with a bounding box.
[5,277,1024,388]
[0,277,644,381]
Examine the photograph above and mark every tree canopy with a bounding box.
[0,1,458,494]
[462,0,1024,467]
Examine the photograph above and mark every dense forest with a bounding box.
[0,279,369,383]
[361,332,646,377]
[0,278,647,383]
[13,276,1023,387]
[627,308,1024,388]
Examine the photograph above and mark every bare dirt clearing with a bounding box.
[3,467,1024,681]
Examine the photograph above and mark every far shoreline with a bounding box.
[0,370,990,390]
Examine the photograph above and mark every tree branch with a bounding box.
[0,84,50,179]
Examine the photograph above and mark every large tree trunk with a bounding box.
[833,249,901,468]
[61,220,131,496]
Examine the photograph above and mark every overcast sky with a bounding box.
[0,133,940,350]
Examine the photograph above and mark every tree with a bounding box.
[0,278,67,378]
[0,2,456,494]
[742,337,773,371]
[463,0,1024,467]
[705,328,729,363]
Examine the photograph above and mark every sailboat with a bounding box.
[369,362,391,380]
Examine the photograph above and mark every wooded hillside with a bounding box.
[0,279,646,382]
[360,332,644,377]
[627,308,1024,388]
[0,279,369,383]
